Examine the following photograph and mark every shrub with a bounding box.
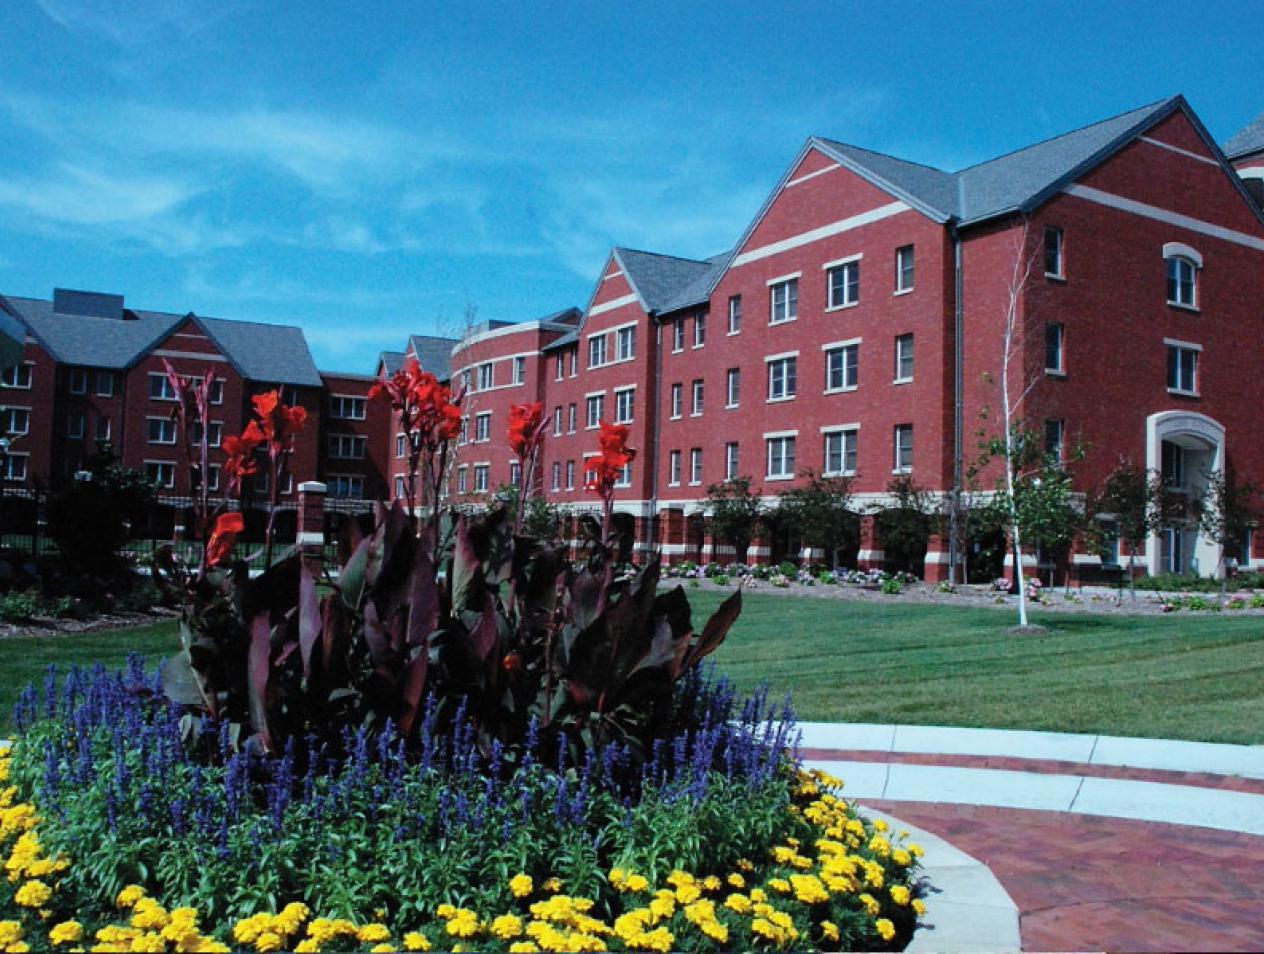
[45,451,156,579]
[0,590,41,622]
[777,561,797,578]
[879,577,903,596]
[713,574,731,586]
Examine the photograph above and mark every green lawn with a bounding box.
[2,595,1262,744]
[693,590,1264,745]
[0,621,179,733]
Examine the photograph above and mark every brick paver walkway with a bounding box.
[866,799,1264,952]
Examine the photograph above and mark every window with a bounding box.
[510,461,522,487]
[330,475,365,499]
[1166,255,1197,308]
[728,295,742,334]
[396,434,407,458]
[551,461,562,492]
[569,351,577,376]
[146,461,176,489]
[824,429,858,476]
[475,412,491,442]
[149,373,177,401]
[555,354,564,381]
[615,462,632,488]
[895,334,914,383]
[1045,323,1065,374]
[725,442,740,480]
[586,394,604,428]
[2,408,29,436]
[825,344,859,391]
[766,436,796,479]
[394,476,406,499]
[672,317,685,352]
[513,356,526,385]
[553,406,563,436]
[147,417,176,445]
[689,448,703,485]
[769,277,799,324]
[1161,441,1185,488]
[192,420,222,447]
[693,314,706,348]
[668,450,681,486]
[566,460,575,490]
[671,383,683,419]
[3,454,27,482]
[69,368,88,395]
[1044,419,1064,464]
[616,326,636,361]
[478,363,494,390]
[1044,227,1064,278]
[474,465,489,493]
[457,467,469,494]
[65,413,85,439]
[1166,342,1199,395]
[894,424,914,472]
[827,260,860,308]
[2,364,32,389]
[567,403,576,433]
[329,434,367,459]
[459,417,469,444]
[588,335,608,368]
[96,371,114,397]
[896,245,915,293]
[95,416,110,442]
[767,356,797,401]
[200,464,221,493]
[691,379,704,415]
[329,395,366,420]
[726,368,741,407]
[1098,518,1120,566]
[614,388,634,424]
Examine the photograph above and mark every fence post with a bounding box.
[297,481,327,570]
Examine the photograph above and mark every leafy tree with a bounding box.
[46,447,157,578]
[873,476,933,575]
[775,471,858,568]
[1090,461,1170,602]
[704,477,764,564]
[1195,468,1258,592]
[492,484,562,541]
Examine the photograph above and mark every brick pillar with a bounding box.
[297,481,327,567]
[659,508,684,564]
[857,514,884,571]
[923,532,950,583]
[748,527,771,566]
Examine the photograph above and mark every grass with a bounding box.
[0,621,178,734]
[2,594,1262,744]
[694,590,1264,745]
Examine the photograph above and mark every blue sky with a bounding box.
[1,0,1261,371]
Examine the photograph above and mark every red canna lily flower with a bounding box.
[206,511,245,566]
[584,421,636,496]
[507,402,546,457]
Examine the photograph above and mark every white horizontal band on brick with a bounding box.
[1063,184,1264,251]
[923,551,950,564]
[820,252,863,270]
[785,162,841,187]
[765,271,802,286]
[857,549,885,560]
[603,270,624,281]
[732,200,911,267]
[1138,136,1220,167]
[297,531,325,545]
[152,349,227,361]
[589,319,638,336]
[587,293,641,317]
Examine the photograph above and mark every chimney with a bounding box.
[52,288,125,320]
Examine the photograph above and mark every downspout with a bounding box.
[645,311,661,554]
[950,226,965,584]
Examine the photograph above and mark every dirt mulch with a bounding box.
[0,607,179,639]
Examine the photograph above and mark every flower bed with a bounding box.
[0,666,924,953]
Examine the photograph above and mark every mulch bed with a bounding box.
[0,607,178,639]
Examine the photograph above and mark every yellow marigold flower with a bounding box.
[627,927,674,953]
[402,931,432,951]
[491,915,524,940]
[726,872,745,889]
[751,918,783,944]
[608,868,627,888]
[665,870,694,889]
[294,940,320,953]
[49,920,83,945]
[277,902,311,934]
[869,835,891,857]
[131,932,167,953]
[233,915,268,945]
[358,924,391,943]
[131,899,169,931]
[874,819,888,832]
[674,883,701,904]
[445,911,481,939]
[510,873,534,898]
[736,858,754,873]
[116,885,146,909]
[890,885,911,906]
[908,842,925,858]
[255,932,284,952]
[892,848,912,867]
[542,877,563,893]
[749,888,768,903]
[700,920,729,944]
[791,873,830,904]
[508,943,540,953]
[772,845,796,864]
[821,919,840,942]
[647,894,675,921]
[370,945,397,953]
[876,918,896,941]
[700,875,721,893]
[723,893,751,914]
[913,898,927,916]
[14,880,51,908]
[613,910,652,939]
[625,874,649,893]
[858,892,880,916]
[768,877,791,894]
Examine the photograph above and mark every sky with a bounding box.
[0,0,1261,371]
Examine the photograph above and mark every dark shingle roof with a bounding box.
[659,251,732,314]
[0,293,324,387]
[542,329,578,352]
[408,334,460,382]
[199,317,324,387]
[379,350,407,375]
[1226,110,1264,160]
[812,141,960,221]
[614,249,716,313]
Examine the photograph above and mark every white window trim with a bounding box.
[2,406,31,436]
[894,335,915,385]
[764,350,800,362]
[144,459,177,489]
[821,425,860,477]
[823,338,861,392]
[763,429,799,439]
[146,416,177,445]
[1162,241,1204,269]
[820,252,863,271]
[1044,227,1066,280]
[1165,338,1202,397]
[765,271,802,286]
[1163,337,1203,351]
[725,369,741,409]
[895,246,915,294]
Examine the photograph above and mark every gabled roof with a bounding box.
[378,350,407,375]
[407,334,460,381]
[1226,110,1264,160]
[0,293,325,386]
[811,140,959,222]
[541,329,578,353]
[613,248,716,313]
[659,251,732,315]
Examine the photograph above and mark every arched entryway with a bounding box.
[1146,411,1224,576]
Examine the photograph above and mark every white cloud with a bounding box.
[34,0,248,46]
[0,162,197,225]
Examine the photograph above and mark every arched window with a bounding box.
[1163,242,1202,309]
[1239,166,1264,208]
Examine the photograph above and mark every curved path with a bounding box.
[806,723,1264,952]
